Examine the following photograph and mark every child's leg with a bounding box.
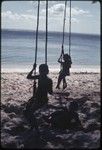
[63,77,66,84]
[56,73,63,88]
[63,76,67,89]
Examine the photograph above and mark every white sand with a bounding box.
[1,72,101,148]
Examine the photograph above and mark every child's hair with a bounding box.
[39,64,49,75]
[63,54,70,62]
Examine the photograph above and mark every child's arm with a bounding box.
[27,69,34,79]
[58,46,64,63]
[58,57,62,63]
[27,71,39,80]
[27,63,39,79]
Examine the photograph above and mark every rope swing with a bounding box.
[62,0,67,52]
[33,0,40,96]
[33,0,48,96]
[34,0,40,72]
[60,0,72,57]
[56,0,72,89]
[45,0,48,64]
[69,0,72,56]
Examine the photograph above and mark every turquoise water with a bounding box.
[1,29,100,72]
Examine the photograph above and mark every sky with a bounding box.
[1,1,100,34]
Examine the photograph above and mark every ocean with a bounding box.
[1,29,100,73]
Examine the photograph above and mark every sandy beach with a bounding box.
[1,72,101,149]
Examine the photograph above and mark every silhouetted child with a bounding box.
[56,53,72,89]
[43,101,83,130]
[24,64,53,131]
[27,64,53,104]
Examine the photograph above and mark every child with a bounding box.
[56,51,72,89]
[24,64,53,130]
[27,63,53,105]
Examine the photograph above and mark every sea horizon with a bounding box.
[2,28,100,37]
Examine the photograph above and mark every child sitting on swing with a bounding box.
[24,63,53,131]
[27,63,53,105]
[56,46,72,89]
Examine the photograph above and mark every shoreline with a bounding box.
[1,64,100,73]
[1,71,100,74]
[1,67,100,74]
